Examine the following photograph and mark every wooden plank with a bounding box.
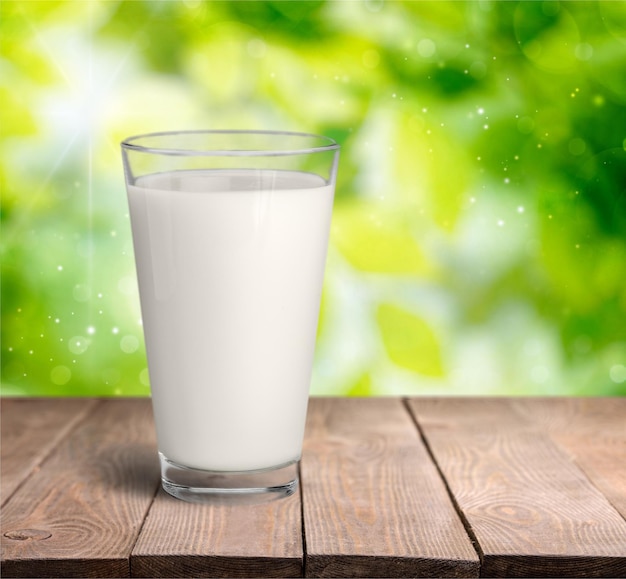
[1,399,160,578]
[513,398,626,520]
[409,398,626,578]
[131,489,303,577]
[301,397,479,578]
[1,398,98,504]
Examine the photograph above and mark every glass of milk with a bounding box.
[121,130,339,502]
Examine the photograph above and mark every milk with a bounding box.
[127,170,334,472]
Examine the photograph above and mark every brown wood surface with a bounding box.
[1,398,98,505]
[513,398,626,520]
[301,397,479,578]
[2,397,624,578]
[131,488,303,578]
[1,399,160,578]
[408,398,626,578]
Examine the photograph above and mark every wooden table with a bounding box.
[1,398,625,578]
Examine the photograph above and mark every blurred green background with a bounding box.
[2,0,625,397]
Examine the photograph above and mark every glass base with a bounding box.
[159,453,299,504]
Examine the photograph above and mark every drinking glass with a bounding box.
[121,130,339,502]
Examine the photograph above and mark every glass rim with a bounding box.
[120,129,340,157]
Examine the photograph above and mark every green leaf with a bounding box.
[331,201,434,275]
[376,303,444,376]
[394,110,470,232]
[514,3,580,73]
[347,373,373,397]
[316,284,327,341]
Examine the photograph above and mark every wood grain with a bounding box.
[2,397,624,578]
[1,399,160,578]
[1,398,98,504]
[131,488,303,577]
[513,398,626,520]
[408,398,626,578]
[301,397,479,578]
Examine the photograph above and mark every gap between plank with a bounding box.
[577,464,626,526]
[402,398,485,568]
[1,398,102,508]
[552,438,626,527]
[128,473,162,578]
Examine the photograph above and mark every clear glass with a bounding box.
[121,130,339,503]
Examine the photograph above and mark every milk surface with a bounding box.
[127,169,334,471]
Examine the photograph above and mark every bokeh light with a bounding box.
[1,0,625,397]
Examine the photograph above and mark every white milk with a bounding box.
[127,170,334,471]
